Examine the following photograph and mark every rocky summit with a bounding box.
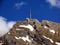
[0,18,60,45]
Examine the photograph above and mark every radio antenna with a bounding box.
[30,8,32,20]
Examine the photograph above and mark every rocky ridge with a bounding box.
[0,18,60,45]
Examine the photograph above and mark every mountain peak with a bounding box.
[0,18,60,45]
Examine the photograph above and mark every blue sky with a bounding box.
[0,0,60,23]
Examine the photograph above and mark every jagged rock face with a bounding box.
[42,20,60,41]
[0,19,60,45]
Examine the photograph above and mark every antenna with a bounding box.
[30,8,32,20]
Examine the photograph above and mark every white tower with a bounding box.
[30,8,32,20]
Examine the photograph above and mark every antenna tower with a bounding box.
[30,8,32,20]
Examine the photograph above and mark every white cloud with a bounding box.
[15,2,27,9]
[8,21,16,29]
[46,0,60,8]
[0,16,16,37]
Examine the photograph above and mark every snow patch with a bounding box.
[16,29,21,30]
[15,36,21,39]
[19,24,34,31]
[43,35,53,43]
[15,35,32,42]
[55,42,60,45]
[21,35,32,42]
[49,29,55,34]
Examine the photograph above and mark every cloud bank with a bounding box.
[46,0,60,8]
[0,16,16,37]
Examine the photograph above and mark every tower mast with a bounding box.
[30,8,32,20]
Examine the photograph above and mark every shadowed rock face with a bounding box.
[0,18,60,45]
